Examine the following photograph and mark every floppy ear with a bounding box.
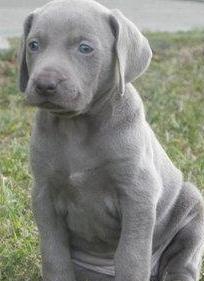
[18,13,34,92]
[110,9,152,96]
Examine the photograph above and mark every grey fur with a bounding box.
[18,1,204,281]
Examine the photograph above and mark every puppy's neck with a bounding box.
[37,83,144,135]
[86,83,145,127]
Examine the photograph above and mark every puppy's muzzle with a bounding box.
[33,69,65,95]
[35,79,57,95]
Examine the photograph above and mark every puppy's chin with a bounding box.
[24,86,92,117]
[50,110,81,118]
[24,95,86,118]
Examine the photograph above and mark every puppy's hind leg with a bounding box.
[158,183,204,281]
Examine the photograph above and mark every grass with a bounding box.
[0,30,204,280]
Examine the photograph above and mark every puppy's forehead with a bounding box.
[31,0,111,38]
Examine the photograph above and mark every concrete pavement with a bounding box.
[0,0,204,38]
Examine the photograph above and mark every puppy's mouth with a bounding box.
[38,101,64,110]
[51,110,80,118]
[26,100,80,117]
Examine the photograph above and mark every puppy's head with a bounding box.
[19,0,152,116]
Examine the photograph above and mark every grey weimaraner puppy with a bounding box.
[18,0,204,281]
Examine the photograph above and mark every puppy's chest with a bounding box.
[51,158,117,214]
[54,167,120,246]
[46,144,120,241]
[32,121,121,243]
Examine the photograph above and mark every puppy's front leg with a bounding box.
[114,169,160,281]
[32,184,75,281]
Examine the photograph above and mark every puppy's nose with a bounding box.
[35,79,57,94]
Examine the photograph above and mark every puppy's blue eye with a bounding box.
[79,43,94,54]
[28,41,40,51]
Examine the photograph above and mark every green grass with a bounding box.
[0,30,204,280]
